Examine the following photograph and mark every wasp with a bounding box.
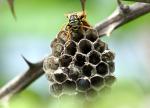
[57,0,92,46]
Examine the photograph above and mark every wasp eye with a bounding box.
[74,19,78,23]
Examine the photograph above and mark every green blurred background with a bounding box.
[0,0,150,108]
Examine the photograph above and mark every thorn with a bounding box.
[80,0,86,12]
[21,55,34,67]
[7,0,17,20]
[117,0,130,14]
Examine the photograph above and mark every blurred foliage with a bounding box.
[0,80,149,108]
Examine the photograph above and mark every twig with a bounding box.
[0,2,150,100]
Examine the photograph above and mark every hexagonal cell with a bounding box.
[49,83,63,97]
[69,68,80,81]
[46,73,54,82]
[50,38,58,48]
[59,54,72,67]
[79,39,92,54]
[108,61,115,73]
[77,77,91,92]
[62,67,70,75]
[94,39,108,53]
[57,30,68,44]
[102,50,115,62]
[65,41,77,56]
[43,56,59,71]
[104,75,116,86]
[86,88,98,100]
[61,67,80,81]
[74,53,86,67]
[85,29,98,42]
[82,64,94,77]
[53,69,68,83]
[89,50,101,65]
[62,79,76,94]
[51,45,63,57]
[96,62,109,76]
[71,30,84,42]
[52,43,64,57]
[99,86,111,94]
[90,75,104,90]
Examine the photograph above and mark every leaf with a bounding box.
[122,0,150,3]
[7,0,16,19]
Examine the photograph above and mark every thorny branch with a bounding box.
[95,2,150,36]
[0,58,44,100]
[0,2,150,100]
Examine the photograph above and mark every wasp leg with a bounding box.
[82,25,93,30]
[64,25,72,46]
[65,30,72,46]
[82,19,91,27]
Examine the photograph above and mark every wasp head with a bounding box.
[66,12,86,29]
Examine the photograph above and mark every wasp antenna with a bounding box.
[80,0,86,13]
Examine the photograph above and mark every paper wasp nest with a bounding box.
[43,28,116,98]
